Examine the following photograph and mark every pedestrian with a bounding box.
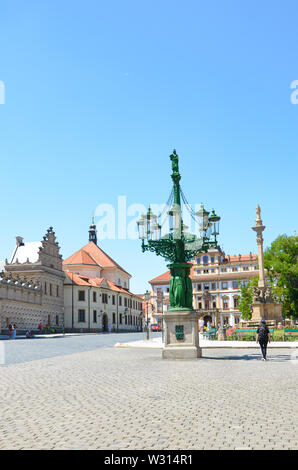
[256,319,271,361]
[12,324,17,339]
[8,323,13,340]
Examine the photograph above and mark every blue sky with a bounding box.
[0,0,297,293]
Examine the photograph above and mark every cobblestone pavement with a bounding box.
[0,346,297,450]
[0,332,160,365]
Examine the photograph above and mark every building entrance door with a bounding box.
[102,314,109,332]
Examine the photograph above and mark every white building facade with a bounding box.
[63,222,143,332]
[0,227,65,333]
[150,249,258,327]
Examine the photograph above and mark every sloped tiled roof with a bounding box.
[63,241,131,277]
[64,272,142,298]
[149,271,171,284]
[228,254,257,263]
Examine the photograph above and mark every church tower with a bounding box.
[89,217,97,245]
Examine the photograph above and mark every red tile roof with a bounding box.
[64,272,142,298]
[149,254,257,284]
[149,271,171,284]
[227,254,257,263]
[63,241,131,277]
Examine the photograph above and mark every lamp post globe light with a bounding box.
[137,150,221,359]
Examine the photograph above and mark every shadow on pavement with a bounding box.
[202,353,293,362]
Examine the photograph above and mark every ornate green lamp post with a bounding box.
[137,150,221,359]
[137,149,220,312]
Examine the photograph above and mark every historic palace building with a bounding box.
[63,220,143,332]
[0,227,65,333]
[149,248,258,327]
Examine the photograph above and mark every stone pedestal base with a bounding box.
[251,302,282,323]
[162,310,202,359]
[217,325,227,341]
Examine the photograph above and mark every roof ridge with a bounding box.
[83,242,131,277]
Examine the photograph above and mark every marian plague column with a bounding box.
[251,205,282,323]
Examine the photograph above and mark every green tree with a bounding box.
[264,234,298,319]
[238,276,259,320]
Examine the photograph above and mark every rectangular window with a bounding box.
[119,296,122,306]
[78,309,85,322]
[112,313,116,324]
[232,267,238,272]
[211,282,216,290]
[56,285,59,297]
[93,292,97,302]
[204,284,210,290]
[222,282,228,289]
[56,315,59,326]
[233,281,238,289]
[50,284,53,296]
[119,314,123,324]
[124,298,127,307]
[234,297,239,308]
[93,310,97,323]
[44,282,47,294]
[78,290,85,301]
[197,284,202,291]
[112,295,115,305]
[221,268,227,273]
[212,301,216,309]
[223,299,229,309]
[102,293,108,304]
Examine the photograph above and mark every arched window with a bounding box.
[203,256,208,265]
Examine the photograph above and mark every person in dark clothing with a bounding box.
[256,319,271,361]
[8,324,13,340]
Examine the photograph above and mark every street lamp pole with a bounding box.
[145,290,150,340]
[137,150,221,312]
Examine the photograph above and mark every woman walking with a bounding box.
[256,319,271,361]
[8,324,13,340]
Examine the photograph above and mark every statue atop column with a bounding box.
[250,205,282,323]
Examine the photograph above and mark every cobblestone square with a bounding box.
[0,338,297,450]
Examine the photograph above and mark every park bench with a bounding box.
[203,327,217,340]
[284,329,298,340]
[233,328,274,340]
